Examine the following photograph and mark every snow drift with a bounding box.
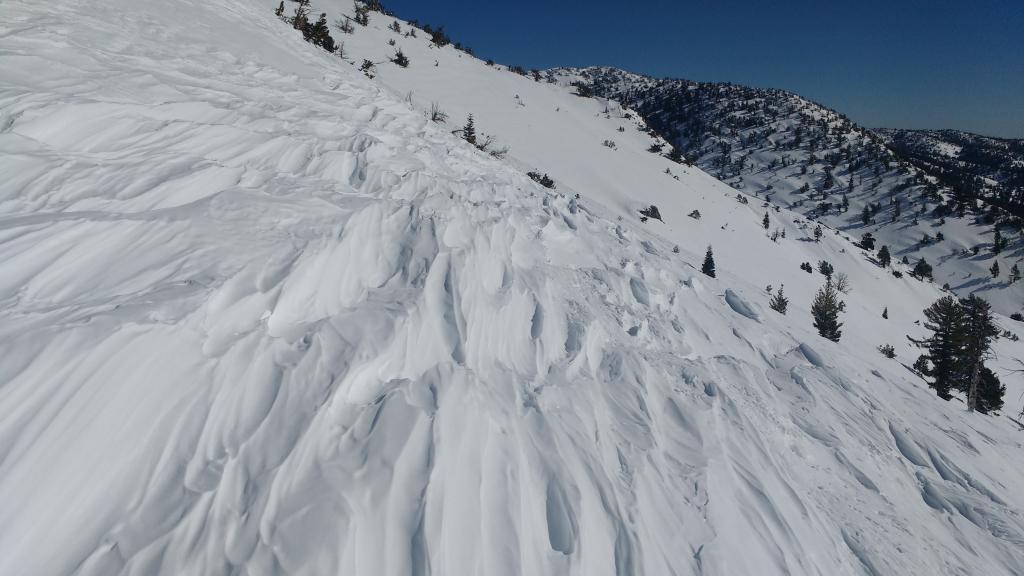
[1,0,1024,575]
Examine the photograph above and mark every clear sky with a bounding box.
[381,0,1024,138]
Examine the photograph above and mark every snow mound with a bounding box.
[1,1,1023,575]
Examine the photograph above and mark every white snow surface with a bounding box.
[2,1,1024,575]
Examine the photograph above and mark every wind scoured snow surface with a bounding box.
[2,1,1024,575]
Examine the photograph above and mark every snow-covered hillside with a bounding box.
[561,67,1024,317]
[2,1,1024,575]
[877,128,1024,199]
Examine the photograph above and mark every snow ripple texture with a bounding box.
[1,0,1024,575]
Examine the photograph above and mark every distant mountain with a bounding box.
[876,128,1024,212]
[556,67,1024,314]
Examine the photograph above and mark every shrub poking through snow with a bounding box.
[639,205,662,221]
[429,102,448,123]
[878,344,896,358]
[688,209,701,220]
[390,48,409,67]
[527,171,555,189]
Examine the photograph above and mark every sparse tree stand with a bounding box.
[960,295,1000,412]
[701,246,716,278]
[811,278,844,342]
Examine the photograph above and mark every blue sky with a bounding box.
[382,0,1024,138]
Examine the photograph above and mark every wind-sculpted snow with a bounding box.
[1,1,1024,575]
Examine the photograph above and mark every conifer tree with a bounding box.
[461,114,476,145]
[701,246,716,278]
[769,284,788,314]
[811,278,844,342]
[990,260,1000,278]
[1011,263,1021,284]
[992,227,1005,254]
[882,307,888,319]
[959,295,1000,412]
[920,296,964,400]
[976,367,1005,414]
[762,212,770,230]
[912,258,933,281]
[813,223,823,242]
[877,245,891,268]
[275,1,285,17]
[860,232,875,250]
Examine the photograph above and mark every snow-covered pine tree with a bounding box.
[701,246,716,278]
[762,212,769,230]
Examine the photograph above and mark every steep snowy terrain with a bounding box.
[560,67,1024,316]
[2,1,1024,575]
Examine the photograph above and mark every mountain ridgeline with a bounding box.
[558,67,1024,314]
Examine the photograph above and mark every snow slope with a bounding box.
[558,67,1024,317]
[2,1,1024,575]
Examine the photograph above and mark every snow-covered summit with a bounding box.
[1,1,1024,575]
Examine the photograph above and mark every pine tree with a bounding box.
[813,224,823,242]
[877,245,891,268]
[461,114,477,145]
[920,296,964,400]
[762,212,770,230]
[990,260,1000,278]
[811,278,844,342]
[882,307,888,319]
[769,284,788,314]
[912,258,933,281]
[992,227,1004,254]
[1011,263,1021,284]
[976,366,1005,414]
[701,246,716,278]
[959,295,1000,412]
[860,232,875,250]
